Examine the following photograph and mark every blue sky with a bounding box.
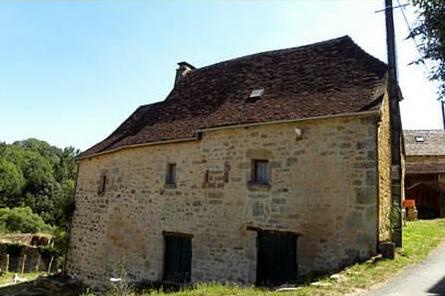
[0,0,441,151]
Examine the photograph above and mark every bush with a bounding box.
[47,227,68,256]
[0,207,52,233]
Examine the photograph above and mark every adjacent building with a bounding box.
[66,36,400,286]
[404,130,445,218]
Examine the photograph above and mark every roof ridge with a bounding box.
[404,129,445,131]
[80,36,388,158]
[192,35,356,72]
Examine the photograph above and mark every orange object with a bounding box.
[403,199,416,208]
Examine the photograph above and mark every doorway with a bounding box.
[163,233,192,283]
[256,231,298,286]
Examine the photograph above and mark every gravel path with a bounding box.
[363,242,445,296]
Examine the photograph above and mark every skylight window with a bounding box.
[249,88,264,98]
[415,136,425,143]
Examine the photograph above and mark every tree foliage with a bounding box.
[0,139,79,227]
[0,207,51,233]
[410,0,445,98]
[0,159,25,204]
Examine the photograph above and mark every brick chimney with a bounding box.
[174,61,195,87]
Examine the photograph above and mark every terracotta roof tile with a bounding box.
[82,36,387,157]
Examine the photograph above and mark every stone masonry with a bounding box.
[377,91,392,241]
[67,112,384,286]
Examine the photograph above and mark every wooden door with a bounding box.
[163,234,192,283]
[406,182,440,219]
[256,231,298,286]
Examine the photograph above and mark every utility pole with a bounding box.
[442,101,445,129]
[385,0,403,247]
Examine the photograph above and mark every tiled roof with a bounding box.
[81,36,387,157]
[404,130,445,156]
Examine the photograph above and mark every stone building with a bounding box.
[66,36,399,286]
[404,130,445,218]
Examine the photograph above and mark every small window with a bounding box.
[203,170,209,186]
[250,88,264,98]
[166,163,177,185]
[224,162,231,183]
[252,160,269,185]
[98,175,107,194]
[415,136,425,143]
[247,88,265,103]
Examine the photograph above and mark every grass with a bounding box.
[134,219,445,296]
[0,272,44,287]
[5,219,445,296]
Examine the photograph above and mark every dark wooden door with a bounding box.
[405,182,440,219]
[163,235,192,283]
[256,232,298,286]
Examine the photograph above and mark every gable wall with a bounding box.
[67,114,380,286]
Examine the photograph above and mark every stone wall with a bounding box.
[377,91,392,241]
[0,243,60,273]
[67,113,381,286]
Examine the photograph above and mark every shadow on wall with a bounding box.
[104,206,148,280]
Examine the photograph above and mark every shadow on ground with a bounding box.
[0,258,374,296]
[0,275,87,296]
[0,275,190,296]
[428,276,445,295]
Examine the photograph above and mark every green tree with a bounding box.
[55,146,80,183]
[0,138,79,226]
[0,159,25,207]
[14,138,61,168]
[0,207,51,233]
[410,0,445,98]
[22,151,58,194]
[53,180,76,227]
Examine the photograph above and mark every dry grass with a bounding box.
[0,272,43,287]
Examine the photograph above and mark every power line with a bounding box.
[396,0,432,75]
[375,3,408,13]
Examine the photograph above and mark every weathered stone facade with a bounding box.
[67,112,387,286]
[66,36,399,287]
[377,91,392,241]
